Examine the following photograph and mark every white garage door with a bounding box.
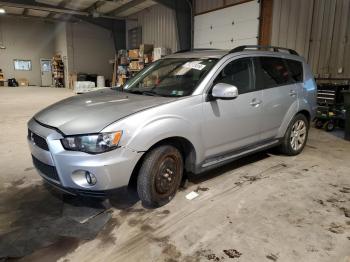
[194,1,260,49]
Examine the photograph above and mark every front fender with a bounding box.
[126,116,204,165]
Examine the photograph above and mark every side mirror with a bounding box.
[211,83,239,100]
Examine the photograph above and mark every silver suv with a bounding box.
[28,45,317,207]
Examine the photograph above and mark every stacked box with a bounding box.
[153,47,172,61]
[139,44,154,57]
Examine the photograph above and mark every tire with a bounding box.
[315,120,324,129]
[325,121,335,132]
[137,145,183,207]
[280,114,309,156]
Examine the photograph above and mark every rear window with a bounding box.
[258,57,293,89]
[285,59,303,83]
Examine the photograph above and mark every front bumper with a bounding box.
[27,118,143,193]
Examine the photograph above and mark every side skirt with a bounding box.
[194,139,281,174]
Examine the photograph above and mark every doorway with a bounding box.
[40,59,53,87]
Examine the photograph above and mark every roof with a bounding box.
[166,50,229,59]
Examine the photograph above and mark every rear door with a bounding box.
[254,56,298,140]
[202,57,263,158]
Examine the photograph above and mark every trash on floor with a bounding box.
[185,191,199,200]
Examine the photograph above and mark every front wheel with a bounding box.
[280,114,309,156]
[137,145,183,207]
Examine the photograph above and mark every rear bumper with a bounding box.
[28,118,144,192]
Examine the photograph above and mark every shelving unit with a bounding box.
[52,55,64,88]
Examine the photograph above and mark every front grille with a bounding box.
[28,129,49,151]
[75,189,107,198]
[32,155,60,182]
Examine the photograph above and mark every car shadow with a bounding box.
[0,150,274,260]
[186,150,271,185]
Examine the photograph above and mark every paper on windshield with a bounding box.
[174,61,206,76]
[183,61,206,70]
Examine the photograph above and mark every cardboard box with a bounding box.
[144,54,153,64]
[129,61,139,70]
[139,44,154,57]
[118,75,127,86]
[120,56,128,65]
[153,47,171,61]
[128,49,139,59]
[18,78,29,87]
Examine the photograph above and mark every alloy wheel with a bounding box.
[290,120,307,151]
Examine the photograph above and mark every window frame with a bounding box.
[284,58,304,83]
[13,59,32,71]
[208,56,257,96]
[254,56,295,90]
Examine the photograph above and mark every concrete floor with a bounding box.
[0,87,350,262]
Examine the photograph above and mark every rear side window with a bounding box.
[257,57,293,89]
[285,59,303,83]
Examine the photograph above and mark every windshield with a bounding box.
[123,58,218,97]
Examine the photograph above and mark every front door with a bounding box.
[40,59,53,87]
[202,57,263,160]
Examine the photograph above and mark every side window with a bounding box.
[285,59,303,83]
[258,57,293,89]
[214,58,254,94]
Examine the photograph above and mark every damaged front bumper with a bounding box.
[27,118,144,195]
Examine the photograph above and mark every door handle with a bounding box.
[250,98,262,107]
[289,90,297,97]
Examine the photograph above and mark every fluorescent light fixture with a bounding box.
[0,8,6,14]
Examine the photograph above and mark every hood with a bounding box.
[34,89,176,135]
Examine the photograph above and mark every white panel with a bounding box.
[194,1,259,49]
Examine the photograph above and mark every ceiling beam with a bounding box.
[46,12,56,19]
[58,0,72,8]
[22,8,29,15]
[85,0,106,13]
[0,1,128,20]
[0,1,89,16]
[107,0,144,16]
[4,12,79,23]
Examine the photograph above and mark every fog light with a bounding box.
[72,170,97,187]
[85,171,97,185]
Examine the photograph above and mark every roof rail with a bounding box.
[229,45,299,56]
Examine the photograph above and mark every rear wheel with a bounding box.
[137,145,183,207]
[280,114,309,156]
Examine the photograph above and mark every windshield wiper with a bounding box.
[142,91,162,97]
[125,89,162,97]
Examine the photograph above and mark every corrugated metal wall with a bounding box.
[271,0,350,79]
[126,4,179,52]
[194,0,251,14]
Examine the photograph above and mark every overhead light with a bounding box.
[0,8,6,14]
[0,46,5,49]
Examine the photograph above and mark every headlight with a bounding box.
[61,131,122,154]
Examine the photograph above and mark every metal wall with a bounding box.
[126,4,179,52]
[194,0,251,14]
[271,0,350,80]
